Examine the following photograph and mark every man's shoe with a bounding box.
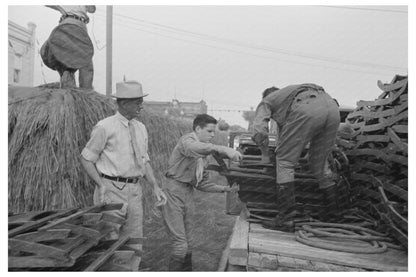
[183,252,193,271]
[168,257,184,271]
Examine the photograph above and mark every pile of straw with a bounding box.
[8,84,191,213]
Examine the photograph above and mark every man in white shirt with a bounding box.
[81,81,167,267]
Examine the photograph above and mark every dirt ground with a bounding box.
[140,175,236,271]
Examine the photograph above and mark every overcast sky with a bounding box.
[8,4,408,127]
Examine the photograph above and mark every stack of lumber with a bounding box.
[213,151,350,224]
[337,75,408,248]
[8,203,142,271]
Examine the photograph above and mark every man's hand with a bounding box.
[223,183,239,193]
[252,132,269,147]
[224,148,243,162]
[97,183,106,203]
[154,186,167,206]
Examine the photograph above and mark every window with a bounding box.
[13,69,20,83]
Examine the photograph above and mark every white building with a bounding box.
[8,20,36,86]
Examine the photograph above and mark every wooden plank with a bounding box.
[57,235,87,252]
[8,238,70,261]
[356,134,390,143]
[228,212,249,266]
[8,210,58,224]
[98,250,139,271]
[248,231,407,271]
[248,252,262,268]
[69,225,114,260]
[383,182,407,201]
[56,223,101,238]
[391,125,408,134]
[8,256,72,268]
[387,128,408,154]
[8,208,78,237]
[226,264,246,271]
[377,78,407,93]
[309,260,366,271]
[102,213,125,225]
[13,229,71,242]
[260,253,279,269]
[84,235,131,271]
[348,108,395,120]
[357,82,407,107]
[39,204,106,231]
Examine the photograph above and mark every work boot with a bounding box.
[276,182,296,214]
[183,252,193,271]
[265,182,297,232]
[168,256,184,271]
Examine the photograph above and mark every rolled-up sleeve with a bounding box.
[253,102,271,135]
[81,125,106,163]
[181,137,234,159]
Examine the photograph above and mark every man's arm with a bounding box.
[252,102,272,162]
[80,124,107,202]
[252,102,271,140]
[80,157,105,202]
[196,173,239,193]
[183,137,242,162]
[80,157,103,186]
[143,162,167,205]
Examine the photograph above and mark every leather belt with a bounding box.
[101,173,139,184]
[60,14,89,24]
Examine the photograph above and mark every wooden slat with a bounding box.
[8,256,72,268]
[8,210,58,224]
[387,128,408,154]
[248,231,407,271]
[377,78,408,93]
[84,235,130,271]
[383,182,407,201]
[57,235,87,252]
[13,229,71,242]
[55,223,101,238]
[9,208,78,237]
[348,108,395,120]
[8,238,70,261]
[39,204,107,231]
[357,81,407,107]
[229,212,249,266]
[391,125,408,134]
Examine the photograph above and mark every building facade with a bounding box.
[8,20,36,86]
[145,99,208,120]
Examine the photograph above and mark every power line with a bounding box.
[319,5,407,14]
[93,14,399,77]
[95,10,406,71]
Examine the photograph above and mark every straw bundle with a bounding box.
[8,84,191,214]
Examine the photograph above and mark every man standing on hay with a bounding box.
[163,114,243,271]
[81,81,167,263]
[41,5,96,89]
[252,84,340,230]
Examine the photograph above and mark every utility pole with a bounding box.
[106,5,113,96]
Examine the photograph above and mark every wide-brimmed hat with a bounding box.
[112,81,149,99]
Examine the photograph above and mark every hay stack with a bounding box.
[8,84,191,213]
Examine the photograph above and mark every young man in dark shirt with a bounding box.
[163,114,242,271]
